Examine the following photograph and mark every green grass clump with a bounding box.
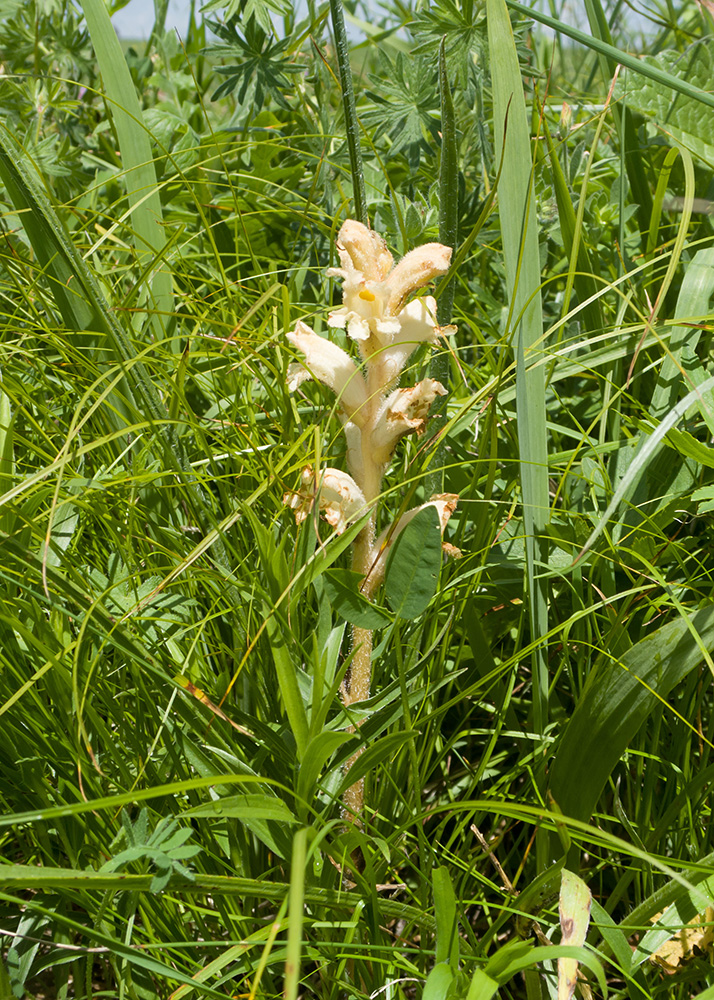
[2,0,714,997]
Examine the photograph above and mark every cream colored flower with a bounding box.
[366,494,458,588]
[385,242,453,316]
[332,219,393,282]
[284,466,369,534]
[371,377,447,464]
[286,320,368,423]
[373,296,455,388]
[327,221,453,376]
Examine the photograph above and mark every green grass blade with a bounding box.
[650,246,714,424]
[506,0,714,113]
[542,123,603,334]
[581,0,652,242]
[487,0,549,736]
[576,375,714,560]
[0,889,228,998]
[549,604,714,824]
[437,37,458,327]
[329,0,368,225]
[0,125,159,425]
[266,614,309,760]
[80,0,174,342]
[427,37,458,496]
[284,828,307,1000]
[433,866,459,970]
[0,126,240,571]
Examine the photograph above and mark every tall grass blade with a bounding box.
[505,0,714,113]
[0,125,159,425]
[0,127,237,571]
[433,865,459,970]
[0,890,227,998]
[549,604,714,823]
[650,246,714,422]
[580,0,653,241]
[80,0,174,343]
[329,0,368,225]
[437,37,458,326]
[487,0,549,736]
[542,124,602,334]
[427,37,458,495]
[284,828,308,1000]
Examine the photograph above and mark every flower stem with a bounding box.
[342,433,382,822]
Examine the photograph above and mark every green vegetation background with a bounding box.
[2,0,714,996]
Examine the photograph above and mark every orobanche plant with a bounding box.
[285,220,458,820]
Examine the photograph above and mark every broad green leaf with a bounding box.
[549,605,714,822]
[466,969,499,1000]
[323,568,393,629]
[651,247,714,430]
[423,962,454,1000]
[183,793,297,824]
[297,730,356,807]
[335,731,415,797]
[385,504,442,619]
[665,427,714,469]
[488,945,605,994]
[589,900,636,980]
[693,486,714,515]
[185,793,296,859]
[265,612,309,760]
[633,897,714,970]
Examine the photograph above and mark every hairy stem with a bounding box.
[342,428,383,823]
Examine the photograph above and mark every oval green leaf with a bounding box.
[385,505,442,620]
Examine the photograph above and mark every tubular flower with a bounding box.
[371,296,456,389]
[284,467,368,535]
[371,378,447,464]
[286,320,368,423]
[327,220,453,384]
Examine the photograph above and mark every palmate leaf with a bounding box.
[201,0,291,34]
[410,0,488,87]
[208,17,305,109]
[362,52,440,166]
